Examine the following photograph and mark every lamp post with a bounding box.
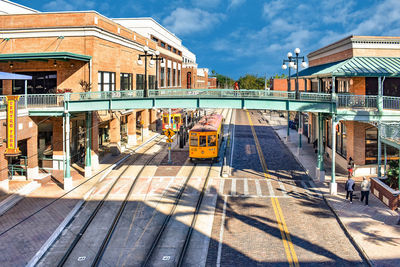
[151,51,164,90]
[282,48,308,151]
[138,45,153,97]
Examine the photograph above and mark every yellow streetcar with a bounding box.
[189,114,224,162]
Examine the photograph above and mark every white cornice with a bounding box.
[0,26,148,52]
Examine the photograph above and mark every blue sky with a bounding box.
[16,0,400,79]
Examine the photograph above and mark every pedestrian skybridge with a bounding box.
[2,89,400,121]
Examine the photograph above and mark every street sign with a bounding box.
[164,129,175,138]
[166,138,173,143]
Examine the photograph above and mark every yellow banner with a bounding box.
[5,95,21,156]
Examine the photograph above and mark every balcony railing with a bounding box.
[337,95,378,109]
[383,96,400,110]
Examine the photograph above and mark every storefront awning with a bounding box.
[0,71,31,80]
[0,52,91,62]
[296,57,400,78]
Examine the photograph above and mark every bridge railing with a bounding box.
[337,95,378,109]
[68,90,144,101]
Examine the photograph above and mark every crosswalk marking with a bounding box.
[255,180,262,196]
[244,179,249,195]
[267,179,275,197]
[231,179,236,196]
[278,181,288,197]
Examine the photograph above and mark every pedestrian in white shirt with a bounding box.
[360,177,371,206]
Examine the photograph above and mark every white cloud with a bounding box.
[43,0,95,11]
[228,0,246,9]
[350,0,400,35]
[263,0,287,19]
[163,8,224,35]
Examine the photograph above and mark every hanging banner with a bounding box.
[5,95,21,156]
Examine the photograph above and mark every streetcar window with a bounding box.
[190,133,198,146]
[208,135,217,146]
[199,135,207,147]
[163,117,168,123]
[174,116,180,123]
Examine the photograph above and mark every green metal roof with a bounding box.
[297,57,400,78]
[0,52,91,62]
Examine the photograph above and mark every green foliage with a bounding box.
[237,74,266,89]
[385,160,399,189]
[215,73,235,88]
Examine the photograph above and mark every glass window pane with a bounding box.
[199,135,207,147]
[208,135,217,146]
[190,133,198,146]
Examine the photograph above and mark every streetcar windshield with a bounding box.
[174,116,180,123]
[199,135,207,147]
[190,133,198,146]
[208,135,217,146]
[163,116,168,123]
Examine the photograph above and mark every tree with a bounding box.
[386,160,399,190]
[237,74,265,89]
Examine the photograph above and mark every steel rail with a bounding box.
[56,135,165,267]
[177,163,213,266]
[141,162,201,267]
[91,138,166,266]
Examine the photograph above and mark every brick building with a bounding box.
[275,35,400,172]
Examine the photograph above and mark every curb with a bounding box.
[270,124,373,266]
[27,133,161,267]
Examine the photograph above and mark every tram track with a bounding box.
[48,134,166,267]
[141,162,214,267]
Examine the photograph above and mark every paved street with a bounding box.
[206,109,366,266]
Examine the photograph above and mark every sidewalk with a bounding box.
[0,131,160,267]
[268,112,400,267]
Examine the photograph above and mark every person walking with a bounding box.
[347,157,355,178]
[360,176,371,205]
[345,176,355,203]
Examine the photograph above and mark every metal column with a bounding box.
[24,80,27,108]
[378,125,382,178]
[298,112,302,150]
[384,143,387,177]
[85,112,92,178]
[64,112,72,190]
[287,111,290,139]
[317,113,324,171]
[330,116,337,195]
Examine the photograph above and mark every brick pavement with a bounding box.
[269,111,400,267]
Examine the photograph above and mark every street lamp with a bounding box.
[281,48,308,150]
[138,45,153,97]
[151,50,164,90]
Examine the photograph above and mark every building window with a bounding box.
[120,73,132,90]
[98,72,115,92]
[136,74,145,90]
[178,70,181,87]
[152,37,158,43]
[338,79,349,93]
[173,69,176,86]
[14,71,57,94]
[160,67,165,87]
[178,51,181,56]
[173,48,176,53]
[149,75,156,89]
[167,45,172,51]
[167,67,171,87]
[161,42,165,48]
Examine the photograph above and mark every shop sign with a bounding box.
[5,96,21,156]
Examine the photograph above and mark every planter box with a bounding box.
[371,177,400,210]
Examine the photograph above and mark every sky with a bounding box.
[15,0,400,79]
